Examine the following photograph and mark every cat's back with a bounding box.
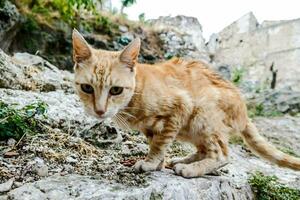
[160,58,236,91]
[136,57,240,97]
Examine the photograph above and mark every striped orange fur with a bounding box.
[72,30,300,178]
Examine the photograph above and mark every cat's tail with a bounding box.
[240,120,300,170]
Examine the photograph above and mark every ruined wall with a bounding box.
[208,12,300,92]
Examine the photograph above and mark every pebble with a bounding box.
[119,25,128,33]
[36,165,48,177]
[0,178,14,192]
[33,157,48,177]
[7,138,16,147]
[66,156,78,164]
[13,182,23,188]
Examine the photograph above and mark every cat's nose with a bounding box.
[95,110,105,116]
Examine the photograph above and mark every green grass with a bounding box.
[0,101,47,140]
[249,171,300,200]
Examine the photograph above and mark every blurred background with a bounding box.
[0,0,300,199]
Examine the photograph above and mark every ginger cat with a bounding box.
[72,29,300,178]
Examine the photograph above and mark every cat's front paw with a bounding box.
[134,160,162,172]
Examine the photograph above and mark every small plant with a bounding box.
[231,67,245,86]
[249,171,300,200]
[248,103,283,118]
[138,13,145,23]
[120,0,137,14]
[279,147,300,158]
[229,135,244,146]
[0,101,47,140]
[93,15,117,35]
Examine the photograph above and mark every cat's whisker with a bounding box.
[119,115,131,130]
[114,114,130,131]
[123,106,145,111]
[112,115,124,129]
[119,111,136,119]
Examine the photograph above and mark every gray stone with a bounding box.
[0,0,21,52]
[151,15,209,61]
[7,185,46,200]
[36,165,48,177]
[6,135,300,200]
[119,25,129,33]
[7,138,16,147]
[0,88,97,134]
[0,195,8,200]
[254,116,300,155]
[248,88,300,115]
[66,156,78,164]
[34,157,48,177]
[6,173,253,200]
[0,50,73,92]
[0,178,14,193]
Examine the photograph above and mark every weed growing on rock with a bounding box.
[248,103,283,118]
[0,101,47,140]
[231,67,245,86]
[249,171,300,200]
[229,135,244,146]
[279,147,300,158]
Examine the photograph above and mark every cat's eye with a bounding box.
[109,86,123,95]
[81,84,94,94]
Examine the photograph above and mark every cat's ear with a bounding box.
[119,38,141,68]
[72,29,92,63]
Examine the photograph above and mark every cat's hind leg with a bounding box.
[173,133,228,178]
[168,144,207,167]
[169,152,202,167]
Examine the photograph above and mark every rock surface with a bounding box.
[0,50,73,92]
[0,49,300,200]
[0,0,21,52]
[1,6,300,199]
[151,15,210,61]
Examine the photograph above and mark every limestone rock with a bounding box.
[0,0,21,52]
[0,178,14,193]
[151,15,209,61]
[6,173,253,200]
[0,50,73,92]
[0,89,96,133]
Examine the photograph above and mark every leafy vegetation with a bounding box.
[17,0,118,32]
[279,147,300,158]
[120,0,136,14]
[0,101,47,140]
[138,13,145,23]
[231,67,245,86]
[249,171,300,200]
[228,135,244,146]
[248,103,283,118]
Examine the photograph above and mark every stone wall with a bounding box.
[208,12,300,91]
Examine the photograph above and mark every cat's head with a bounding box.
[72,29,140,120]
